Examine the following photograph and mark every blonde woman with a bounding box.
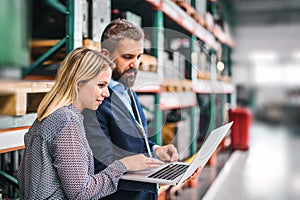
[17,47,163,200]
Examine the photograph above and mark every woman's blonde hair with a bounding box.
[37,47,114,121]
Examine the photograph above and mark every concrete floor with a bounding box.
[173,121,300,200]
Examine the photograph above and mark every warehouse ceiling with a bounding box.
[231,0,300,87]
[234,0,300,26]
[232,0,300,62]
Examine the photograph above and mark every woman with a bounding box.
[17,47,163,199]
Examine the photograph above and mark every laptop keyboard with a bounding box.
[148,163,189,180]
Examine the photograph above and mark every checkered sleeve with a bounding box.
[53,119,127,199]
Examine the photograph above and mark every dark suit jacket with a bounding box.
[83,86,158,200]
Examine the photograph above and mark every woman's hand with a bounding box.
[120,154,164,171]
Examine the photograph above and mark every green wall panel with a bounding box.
[0,0,30,68]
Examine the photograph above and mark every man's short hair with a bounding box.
[101,18,144,53]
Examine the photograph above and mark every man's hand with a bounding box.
[187,166,202,181]
[155,144,178,162]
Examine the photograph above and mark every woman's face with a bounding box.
[74,67,112,112]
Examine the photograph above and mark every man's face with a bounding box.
[111,38,143,87]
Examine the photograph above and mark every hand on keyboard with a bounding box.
[155,144,178,162]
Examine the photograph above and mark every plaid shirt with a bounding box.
[17,104,126,199]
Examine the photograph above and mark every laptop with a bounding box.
[121,121,233,185]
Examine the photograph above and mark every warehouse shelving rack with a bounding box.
[0,0,81,195]
[112,0,234,156]
[0,0,235,197]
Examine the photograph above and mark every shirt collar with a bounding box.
[109,79,128,95]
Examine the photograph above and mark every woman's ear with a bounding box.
[77,81,83,91]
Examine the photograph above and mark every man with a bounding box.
[83,19,198,200]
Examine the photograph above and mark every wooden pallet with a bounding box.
[139,54,157,72]
[173,0,205,25]
[162,78,193,92]
[197,71,211,80]
[217,74,231,82]
[83,38,100,50]
[0,80,55,116]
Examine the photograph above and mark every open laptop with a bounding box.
[121,121,233,185]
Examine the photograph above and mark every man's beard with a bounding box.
[112,68,138,87]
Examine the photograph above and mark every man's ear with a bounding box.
[101,49,110,57]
